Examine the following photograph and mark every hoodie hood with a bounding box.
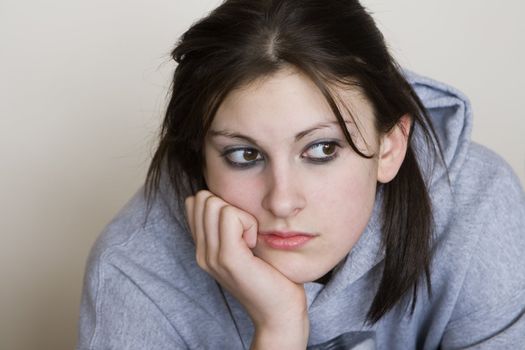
[303,69,475,307]
[155,69,476,308]
[404,69,473,186]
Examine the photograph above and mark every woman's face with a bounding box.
[203,67,381,283]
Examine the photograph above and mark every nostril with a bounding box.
[262,190,305,219]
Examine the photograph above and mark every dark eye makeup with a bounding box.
[220,140,342,168]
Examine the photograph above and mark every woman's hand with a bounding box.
[185,190,309,349]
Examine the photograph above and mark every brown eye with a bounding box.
[321,143,336,155]
[224,148,263,167]
[303,141,340,162]
[243,149,259,161]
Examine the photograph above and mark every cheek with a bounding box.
[204,160,262,212]
[310,159,378,235]
[312,158,377,205]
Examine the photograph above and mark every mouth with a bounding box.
[258,230,317,250]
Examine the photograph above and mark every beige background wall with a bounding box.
[1,1,523,349]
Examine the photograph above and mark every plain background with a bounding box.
[1,1,523,349]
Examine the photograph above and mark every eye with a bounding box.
[222,148,263,167]
[302,141,340,162]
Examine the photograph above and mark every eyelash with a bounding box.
[220,141,342,169]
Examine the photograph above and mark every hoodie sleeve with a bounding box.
[439,143,525,349]
[77,242,187,350]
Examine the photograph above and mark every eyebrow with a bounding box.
[208,120,352,146]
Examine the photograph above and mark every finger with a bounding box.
[203,195,227,266]
[232,207,258,249]
[193,190,214,266]
[218,206,258,266]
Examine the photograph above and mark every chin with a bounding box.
[259,253,329,284]
[285,273,319,284]
[280,267,330,284]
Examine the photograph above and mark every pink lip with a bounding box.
[258,231,316,250]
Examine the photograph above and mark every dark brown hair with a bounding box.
[145,0,446,324]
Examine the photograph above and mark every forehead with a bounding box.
[211,67,375,140]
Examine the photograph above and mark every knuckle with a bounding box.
[219,205,236,219]
[195,254,207,270]
[204,195,223,210]
[198,254,222,276]
[204,255,216,269]
[195,189,211,202]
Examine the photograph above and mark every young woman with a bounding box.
[77,1,525,349]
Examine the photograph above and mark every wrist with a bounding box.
[251,316,309,350]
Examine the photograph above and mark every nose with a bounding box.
[261,161,306,218]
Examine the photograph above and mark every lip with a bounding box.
[258,230,317,250]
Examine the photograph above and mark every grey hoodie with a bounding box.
[77,71,525,349]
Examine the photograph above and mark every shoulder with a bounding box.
[443,142,525,292]
[449,142,524,237]
[432,142,525,347]
[451,141,524,298]
[82,185,212,302]
[83,186,196,289]
[456,142,523,197]
[431,142,524,249]
[78,186,216,348]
